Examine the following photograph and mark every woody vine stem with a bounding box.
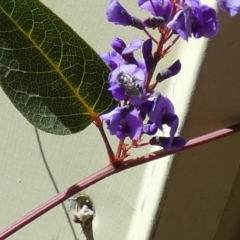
[0,123,240,239]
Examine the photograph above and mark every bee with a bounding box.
[117,72,143,96]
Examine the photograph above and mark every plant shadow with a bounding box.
[34,128,80,239]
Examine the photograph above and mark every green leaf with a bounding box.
[0,0,115,135]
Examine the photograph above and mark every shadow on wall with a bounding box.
[35,128,95,240]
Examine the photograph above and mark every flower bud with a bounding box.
[106,0,144,30]
[142,39,155,74]
[111,38,126,54]
[156,60,181,82]
[132,16,145,30]
[143,17,165,29]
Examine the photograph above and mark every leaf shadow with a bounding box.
[35,127,95,240]
[79,221,94,240]
[34,128,78,240]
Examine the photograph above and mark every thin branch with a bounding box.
[115,140,124,159]
[143,28,158,44]
[162,35,180,56]
[1,123,240,239]
[94,116,115,164]
[145,33,165,89]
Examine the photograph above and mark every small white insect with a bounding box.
[117,72,143,96]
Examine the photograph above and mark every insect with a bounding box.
[117,72,143,96]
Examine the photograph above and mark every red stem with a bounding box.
[94,116,115,164]
[163,35,180,55]
[115,140,123,159]
[143,28,158,44]
[154,33,165,62]
[146,33,165,89]
[1,123,240,239]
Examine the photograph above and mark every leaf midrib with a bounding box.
[0,3,96,117]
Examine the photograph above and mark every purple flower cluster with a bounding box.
[100,37,184,151]
[100,0,240,152]
[106,0,221,41]
[167,1,219,40]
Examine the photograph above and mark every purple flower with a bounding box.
[121,39,144,65]
[217,0,240,16]
[100,51,116,66]
[167,1,219,40]
[100,38,145,70]
[106,0,144,29]
[163,112,179,146]
[101,107,125,136]
[126,108,143,140]
[106,0,132,26]
[167,6,193,41]
[108,83,127,101]
[191,5,219,38]
[100,105,143,140]
[100,50,124,70]
[140,92,182,149]
[147,93,175,130]
[139,91,161,113]
[138,0,172,21]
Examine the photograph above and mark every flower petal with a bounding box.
[108,83,127,101]
[122,40,143,54]
[106,0,132,26]
[163,112,179,145]
[106,0,144,29]
[142,122,158,135]
[148,94,175,130]
[111,37,126,54]
[167,6,193,41]
[116,125,127,140]
[192,5,219,38]
[126,109,143,140]
[217,0,240,16]
[138,0,172,20]
[100,107,123,135]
